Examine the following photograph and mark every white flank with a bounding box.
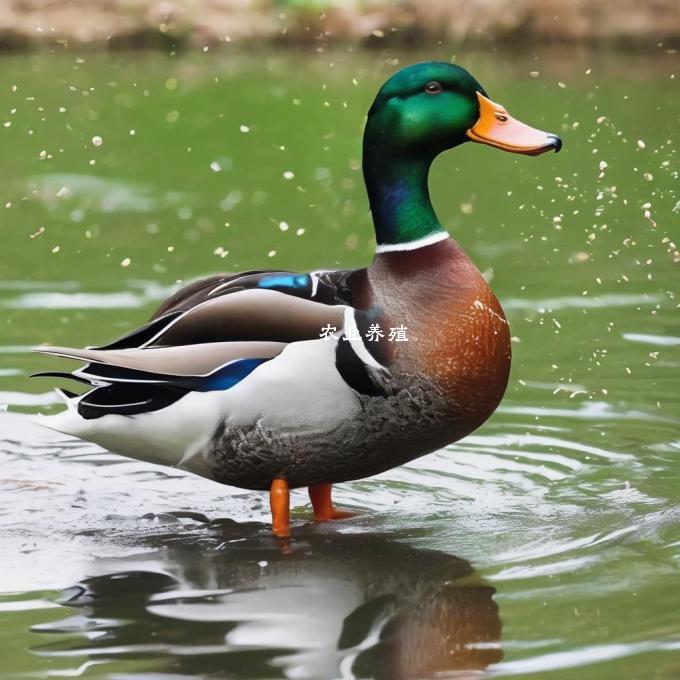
[216,336,358,429]
[35,390,223,475]
[375,230,450,254]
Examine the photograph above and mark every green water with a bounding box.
[0,46,678,679]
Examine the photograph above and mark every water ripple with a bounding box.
[623,332,680,347]
[26,174,191,214]
[503,293,664,312]
[0,368,678,678]
[2,280,173,310]
[492,640,680,677]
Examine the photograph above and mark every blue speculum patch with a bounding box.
[200,358,269,391]
[257,274,310,291]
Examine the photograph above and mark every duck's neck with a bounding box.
[363,145,447,251]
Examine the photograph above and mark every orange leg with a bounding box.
[308,483,354,521]
[270,478,290,538]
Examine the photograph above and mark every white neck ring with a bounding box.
[375,231,450,254]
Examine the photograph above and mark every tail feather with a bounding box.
[32,371,92,386]
[33,345,110,364]
[33,342,283,379]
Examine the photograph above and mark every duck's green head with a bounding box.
[365,61,562,158]
[364,62,562,249]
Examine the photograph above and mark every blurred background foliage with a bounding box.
[0,0,678,49]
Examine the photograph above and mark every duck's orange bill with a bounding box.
[466,92,562,156]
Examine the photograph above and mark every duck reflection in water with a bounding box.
[32,525,502,679]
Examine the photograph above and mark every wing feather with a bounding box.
[146,289,345,347]
[32,266,385,424]
[33,340,285,377]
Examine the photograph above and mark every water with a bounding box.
[1,46,678,678]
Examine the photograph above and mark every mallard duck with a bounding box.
[34,62,561,537]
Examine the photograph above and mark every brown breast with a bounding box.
[359,238,512,439]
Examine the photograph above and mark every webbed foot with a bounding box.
[308,483,355,522]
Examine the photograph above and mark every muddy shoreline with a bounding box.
[1,1,678,50]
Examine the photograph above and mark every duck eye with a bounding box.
[425,81,443,95]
